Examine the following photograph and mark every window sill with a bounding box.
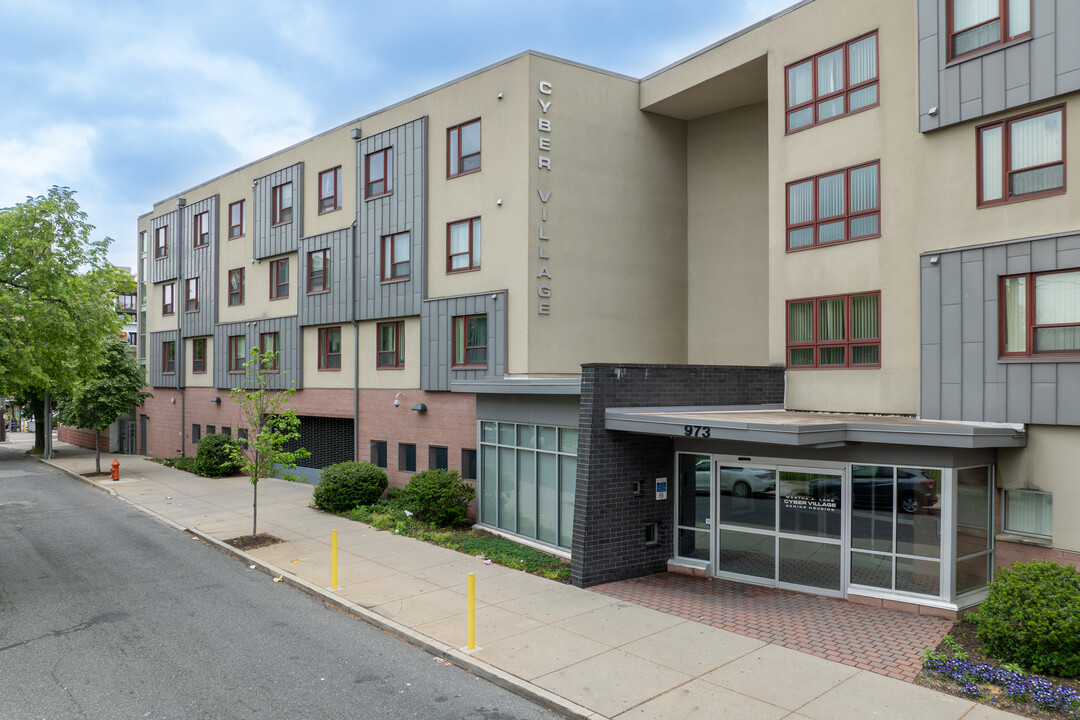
[376,365,404,371]
[185,309,199,314]
[306,289,330,295]
[997,355,1080,363]
[946,35,1031,68]
[269,295,289,301]
[452,364,487,371]
[364,192,391,202]
[447,168,481,180]
[787,233,880,252]
[318,206,342,215]
[996,531,1052,548]
[446,266,480,275]
[979,186,1065,208]
[271,220,292,228]
[228,233,245,240]
[784,102,879,136]
[380,277,410,284]
[318,367,342,372]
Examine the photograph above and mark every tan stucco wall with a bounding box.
[687,102,770,365]
[301,324,355,389]
[184,336,214,387]
[525,56,688,373]
[357,317,421,390]
[997,425,1080,552]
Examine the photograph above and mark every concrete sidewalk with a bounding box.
[5,438,1020,720]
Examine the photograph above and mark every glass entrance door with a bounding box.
[714,461,845,597]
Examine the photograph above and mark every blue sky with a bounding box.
[0,0,795,271]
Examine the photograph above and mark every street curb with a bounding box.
[32,455,118,497]
[188,527,608,720]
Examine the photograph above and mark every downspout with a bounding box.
[352,219,360,462]
[177,197,187,456]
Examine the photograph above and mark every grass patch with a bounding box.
[343,499,570,581]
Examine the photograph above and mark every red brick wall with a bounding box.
[58,426,109,451]
[995,539,1080,571]
[137,385,479,489]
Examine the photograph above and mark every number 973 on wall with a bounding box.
[683,425,711,438]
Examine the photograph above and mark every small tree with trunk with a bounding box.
[229,347,309,539]
[59,337,152,473]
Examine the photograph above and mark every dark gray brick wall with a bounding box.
[571,364,785,588]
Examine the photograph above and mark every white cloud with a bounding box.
[0,124,98,207]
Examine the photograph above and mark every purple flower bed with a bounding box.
[924,656,1080,717]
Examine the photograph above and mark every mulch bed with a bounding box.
[225,533,284,551]
[916,620,1080,720]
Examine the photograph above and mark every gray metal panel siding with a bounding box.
[356,117,427,321]
[298,229,353,326]
[149,211,179,283]
[921,232,1080,425]
[148,330,179,388]
[212,316,300,390]
[918,0,1079,131]
[180,196,218,338]
[419,292,508,392]
[253,163,304,260]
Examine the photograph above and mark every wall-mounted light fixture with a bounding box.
[411,403,427,413]
[394,392,406,408]
[929,255,940,265]
[211,396,221,404]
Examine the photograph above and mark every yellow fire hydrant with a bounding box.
[111,459,120,481]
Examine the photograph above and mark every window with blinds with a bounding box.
[978,106,1064,206]
[1004,489,1052,538]
[787,161,880,250]
[949,0,1030,60]
[785,32,878,133]
[787,292,881,368]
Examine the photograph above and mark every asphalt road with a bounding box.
[0,447,557,720]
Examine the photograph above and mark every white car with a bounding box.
[696,460,775,498]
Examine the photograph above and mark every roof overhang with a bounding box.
[605,406,1027,449]
[451,376,581,395]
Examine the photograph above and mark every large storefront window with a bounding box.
[478,421,577,550]
[676,452,994,605]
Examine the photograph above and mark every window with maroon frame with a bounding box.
[193,211,209,247]
[452,314,487,368]
[228,268,244,306]
[162,282,175,315]
[318,327,341,370]
[162,341,176,373]
[787,292,880,368]
[978,106,1064,207]
[447,217,480,272]
[272,182,293,225]
[228,200,244,238]
[185,277,199,312]
[381,231,410,281]
[949,0,1030,60]
[270,258,289,299]
[319,166,341,212]
[447,119,481,177]
[228,335,247,372]
[787,161,880,250]
[365,149,392,199]
[786,32,878,133]
[154,226,168,258]
[259,332,279,371]
[307,249,330,293]
[1001,269,1080,356]
[192,338,207,373]
[377,321,404,369]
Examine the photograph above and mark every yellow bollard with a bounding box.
[331,530,338,589]
[467,572,476,650]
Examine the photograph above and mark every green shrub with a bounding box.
[970,560,1080,677]
[404,469,475,528]
[162,456,198,474]
[313,461,388,513]
[195,433,243,478]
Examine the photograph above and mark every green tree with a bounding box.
[59,338,152,474]
[229,348,310,538]
[0,187,132,454]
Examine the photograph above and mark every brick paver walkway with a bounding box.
[591,573,953,682]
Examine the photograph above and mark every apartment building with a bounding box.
[137,0,1080,615]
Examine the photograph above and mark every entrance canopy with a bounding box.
[605,406,1026,449]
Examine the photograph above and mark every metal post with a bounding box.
[331,530,338,589]
[467,572,476,650]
